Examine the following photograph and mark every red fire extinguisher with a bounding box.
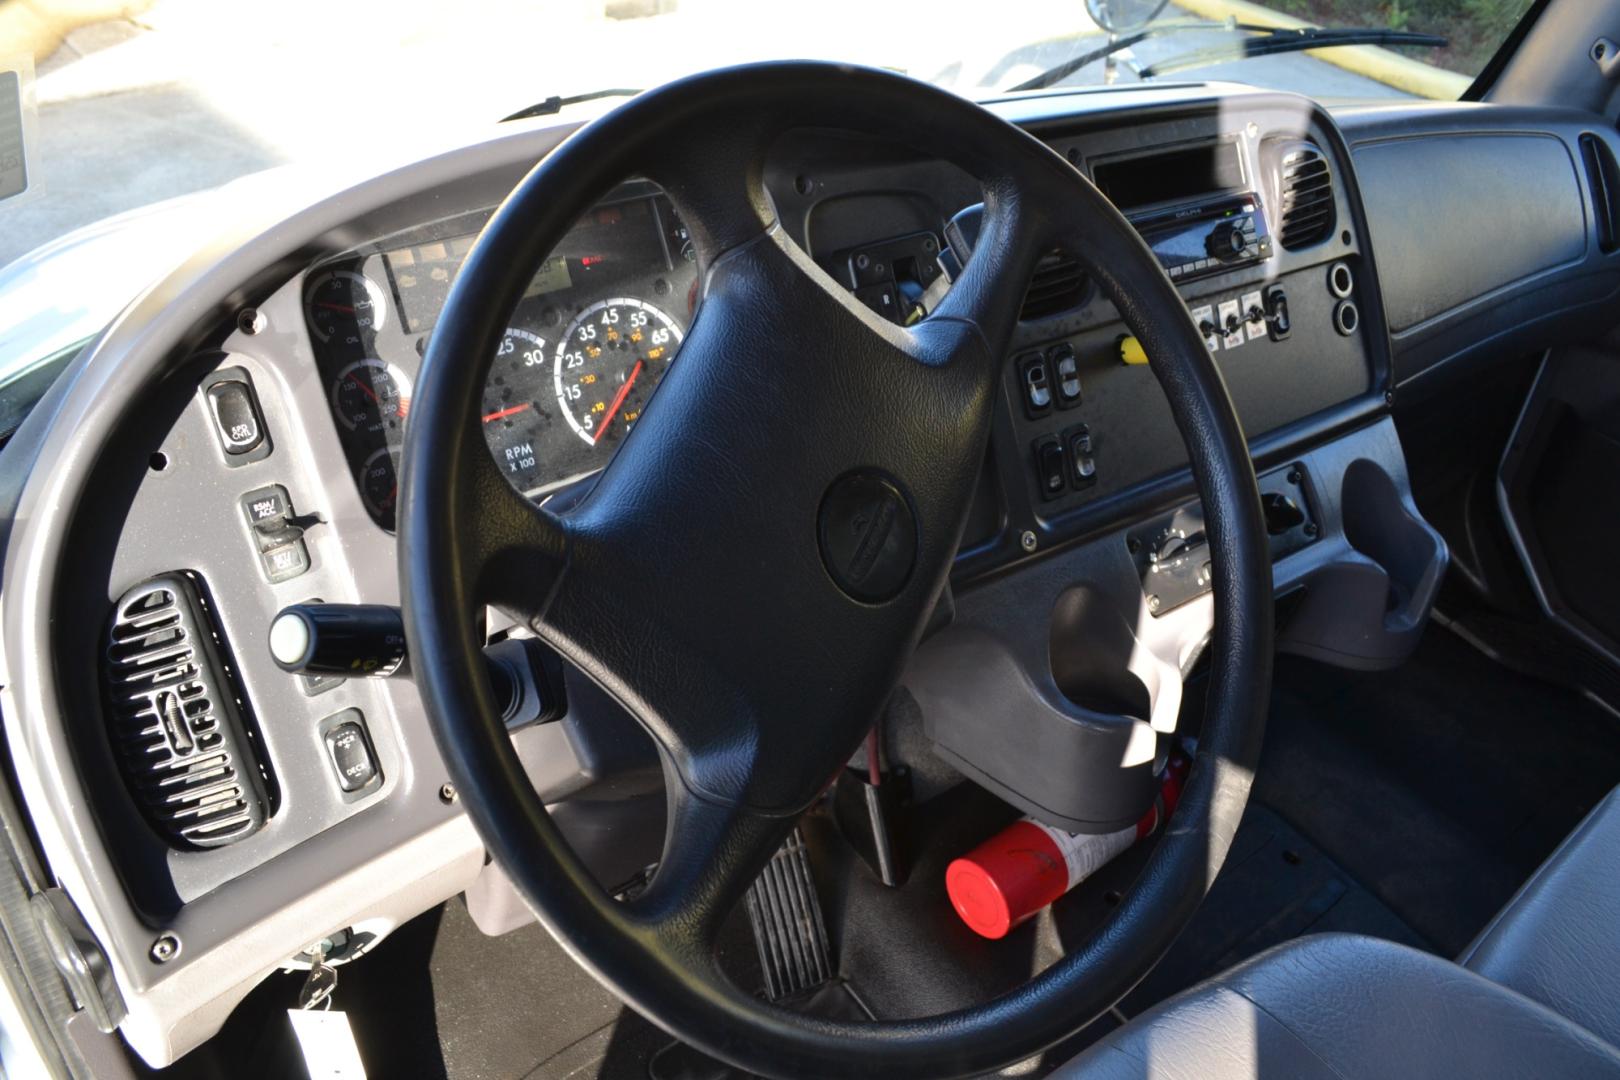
[945,755,1189,939]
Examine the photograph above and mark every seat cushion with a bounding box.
[1054,933,1620,1079]
[1461,786,1620,1048]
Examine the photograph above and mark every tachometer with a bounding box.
[307,269,387,345]
[554,298,682,448]
[332,359,411,437]
[482,327,554,491]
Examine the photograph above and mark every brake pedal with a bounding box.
[744,828,832,1001]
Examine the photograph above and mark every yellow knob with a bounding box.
[1118,335,1149,366]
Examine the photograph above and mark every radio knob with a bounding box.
[1206,222,1248,260]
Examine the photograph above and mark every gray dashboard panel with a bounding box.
[0,116,592,1065]
[1356,132,1584,333]
[1333,102,1620,390]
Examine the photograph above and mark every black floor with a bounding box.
[169,622,1620,1078]
[1255,625,1620,955]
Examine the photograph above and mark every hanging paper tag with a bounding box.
[288,1009,367,1079]
[0,57,35,205]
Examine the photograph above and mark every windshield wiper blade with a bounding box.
[1008,23,1445,92]
[1008,19,1264,92]
[501,88,641,123]
[1137,26,1446,79]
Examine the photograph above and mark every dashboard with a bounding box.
[4,78,1620,1070]
[305,185,698,526]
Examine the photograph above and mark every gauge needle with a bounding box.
[593,361,643,445]
[483,403,532,423]
[346,371,381,405]
[317,302,357,314]
[347,371,407,419]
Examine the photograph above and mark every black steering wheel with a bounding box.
[400,62,1272,1079]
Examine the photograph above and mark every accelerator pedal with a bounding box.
[744,828,832,1001]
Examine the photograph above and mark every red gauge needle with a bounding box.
[347,371,408,419]
[317,302,357,314]
[346,370,381,405]
[483,402,532,423]
[593,360,643,445]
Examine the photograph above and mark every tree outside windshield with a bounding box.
[0,0,1533,268]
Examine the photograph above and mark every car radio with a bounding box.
[1129,193,1273,284]
[1090,138,1273,285]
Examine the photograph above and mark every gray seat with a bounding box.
[1460,787,1620,1047]
[1057,788,1620,1078]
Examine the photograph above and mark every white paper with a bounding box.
[0,67,25,202]
[288,1009,367,1080]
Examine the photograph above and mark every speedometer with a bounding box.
[554,298,682,448]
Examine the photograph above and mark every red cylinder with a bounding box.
[946,756,1189,940]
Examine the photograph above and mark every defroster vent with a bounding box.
[1271,141,1336,250]
[103,573,271,848]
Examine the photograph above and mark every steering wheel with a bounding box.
[400,62,1272,1079]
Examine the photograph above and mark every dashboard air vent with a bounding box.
[1021,250,1090,320]
[1580,134,1620,253]
[103,573,271,849]
[1273,142,1336,250]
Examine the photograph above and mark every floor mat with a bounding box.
[1118,804,1425,1018]
[321,900,673,1080]
[1252,625,1620,955]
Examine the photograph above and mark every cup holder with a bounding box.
[1049,584,1155,721]
[1279,458,1448,670]
[1341,459,1441,630]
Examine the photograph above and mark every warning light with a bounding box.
[580,255,606,268]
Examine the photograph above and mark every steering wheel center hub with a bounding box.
[817,470,918,603]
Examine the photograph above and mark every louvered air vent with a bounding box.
[103,574,271,849]
[1273,142,1336,250]
[1022,250,1090,320]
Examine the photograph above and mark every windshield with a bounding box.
[0,0,1531,270]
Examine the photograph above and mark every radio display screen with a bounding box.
[1093,141,1245,213]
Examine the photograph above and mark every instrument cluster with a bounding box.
[303,184,699,528]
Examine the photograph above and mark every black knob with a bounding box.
[269,604,408,677]
[1206,222,1248,260]
[1262,492,1307,536]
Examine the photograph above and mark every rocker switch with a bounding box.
[1019,354,1053,417]
[206,381,263,456]
[1051,344,1082,407]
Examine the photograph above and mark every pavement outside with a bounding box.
[0,0,1415,269]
